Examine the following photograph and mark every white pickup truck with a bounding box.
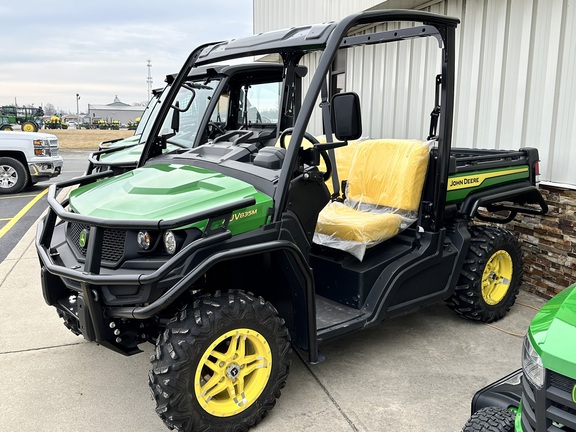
[0,131,63,194]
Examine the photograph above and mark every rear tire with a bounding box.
[0,157,29,194]
[149,290,291,432]
[21,121,38,132]
[462,406,516,432]
[447,226,522,323]
[0,125,13,131]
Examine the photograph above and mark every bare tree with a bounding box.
[43,103,56,116]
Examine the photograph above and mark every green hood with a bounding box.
[69,164,272,234]
[102,134,141,149]
[529,285,576,379]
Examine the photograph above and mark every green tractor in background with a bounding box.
[0,105,44,132]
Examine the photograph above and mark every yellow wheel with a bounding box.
[150,290,291,432]
[481,250,513,305]
[21,121,38,132]
[194,328,272,417]
[447,226,522,323]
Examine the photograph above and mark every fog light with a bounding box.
[137,231,152,250]
[164,231,179,255]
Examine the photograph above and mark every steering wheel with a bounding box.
[279,129,332,181]
[207,121,226,138]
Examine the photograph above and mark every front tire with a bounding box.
[0,157,29,194]
[150,290,291,432]
[462,406,516,432]
[447,226,522,323]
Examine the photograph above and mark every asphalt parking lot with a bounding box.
[0,218,546,431]
[0,150,89,263]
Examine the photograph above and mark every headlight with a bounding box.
[137,231,152,250]
[522,334,544,389]
[33,139,50,156]
[164,230,183,255]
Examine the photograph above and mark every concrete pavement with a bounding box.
[0,221,546,432]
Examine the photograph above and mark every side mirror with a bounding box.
[331,92,362,141]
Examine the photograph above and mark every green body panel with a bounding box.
[69,164,272,235]
[527,285,576,380]
[446,166,529,203]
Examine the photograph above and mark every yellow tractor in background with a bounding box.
[45,115,68,130]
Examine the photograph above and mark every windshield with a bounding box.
[140,79,220,147]
[164,81,220,147]
[134,91,163,135]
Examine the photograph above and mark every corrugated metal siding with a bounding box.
[345,28,442,140]
[253,0,384,33]
[253,0,576,185]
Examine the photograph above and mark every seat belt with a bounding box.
[320,80,340,198]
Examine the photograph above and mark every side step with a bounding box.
[316,294,365,340]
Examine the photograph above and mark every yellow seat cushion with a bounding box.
[315,201,403,244]
[347,139,429,211]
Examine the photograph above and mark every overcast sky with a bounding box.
[0,0,253,114]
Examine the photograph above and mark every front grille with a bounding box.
[550,371,576,394]
[521,370,576,431]
[67,223,126,264]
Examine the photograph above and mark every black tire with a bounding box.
[150,290,291,432]
[447,226,522,323]
[462,406,516,432]
[21,121,38,132]
[0,125,13,131]
[0,157,29,194]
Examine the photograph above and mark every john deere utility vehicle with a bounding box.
[463,284,576,432]
[37,10,548,432]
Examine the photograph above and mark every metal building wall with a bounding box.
[253,0,576,186]
[253,0,384,32]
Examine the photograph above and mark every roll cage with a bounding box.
[139,10,459,232]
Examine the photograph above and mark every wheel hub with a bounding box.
[226,363,241,380]
[482,250,513,305]
[0,166,17,188]
[194,328,272,417]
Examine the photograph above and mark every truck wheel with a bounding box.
[462,406,516,431]
[0,125,13,131]
[21,121,38,132]
[150,290,291,432]
[447,226,522,323]
[0,157,29,194]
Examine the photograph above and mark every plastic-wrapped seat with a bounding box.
[314,139,430,260]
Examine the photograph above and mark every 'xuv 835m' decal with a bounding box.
[446,166,529,202]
